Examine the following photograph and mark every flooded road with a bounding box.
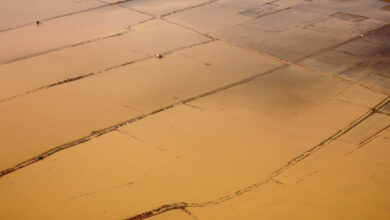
[0,0,389,219]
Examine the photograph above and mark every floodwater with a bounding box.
[0,0,389,219]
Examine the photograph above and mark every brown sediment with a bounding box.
[0,20,151,65]
[212,24,390,96]
[0,39,215,104]
[381,5,390,11]
[344,124,390,157]
[160,0,221,17]
[0,0,389,180]
[124,97,390,219]
[1,1,390,219]
[0,63,287,178]
[331,12,369,22]
[0,0,138,33]
[162,11,390,95]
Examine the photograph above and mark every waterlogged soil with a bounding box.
[0,0,389,219]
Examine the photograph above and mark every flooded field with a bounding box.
[0,0,389,219]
